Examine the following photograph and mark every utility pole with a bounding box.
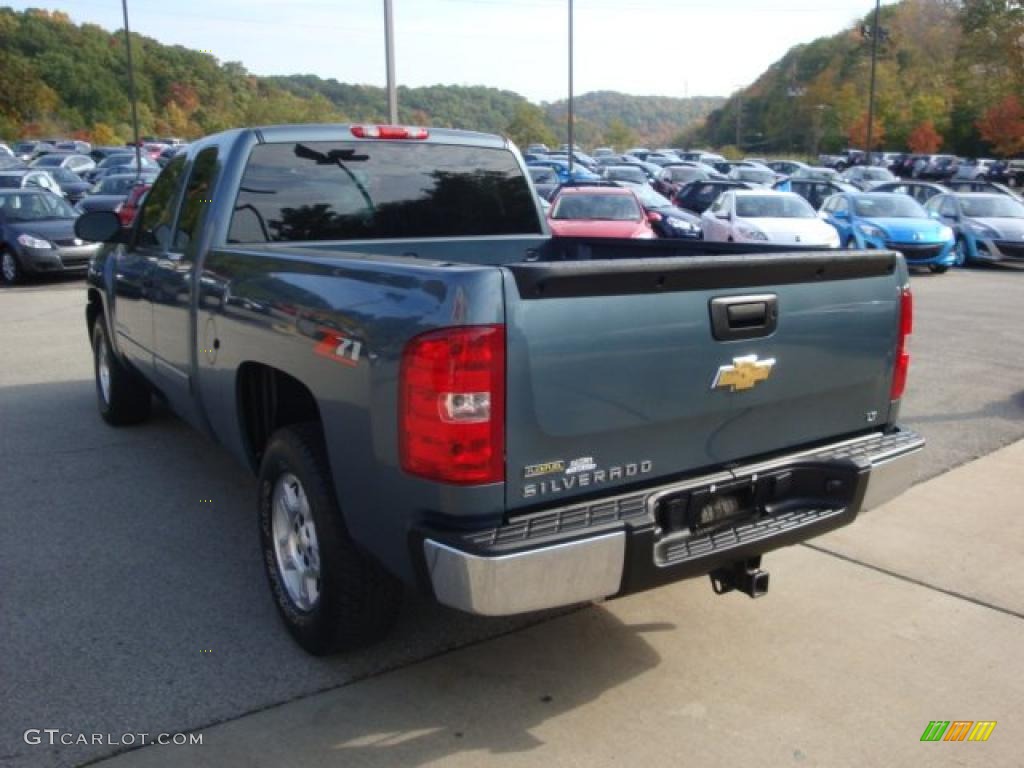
[383,0,397,124]
[121,0,142,179]
[865,0,881,158]
[735,90,743,149]
[567,0,574,175]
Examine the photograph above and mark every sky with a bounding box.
[24,0,899,101]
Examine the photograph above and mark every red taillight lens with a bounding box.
[890,286,913,400]
[400,325,505,485]
[351,125,429,140]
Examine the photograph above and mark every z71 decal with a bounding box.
[314,332,363,367]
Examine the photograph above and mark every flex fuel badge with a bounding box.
[523,456,653,498]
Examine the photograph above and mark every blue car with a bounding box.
[924,192,1024,266]
[526,159,600,184]
[819,192,957,273]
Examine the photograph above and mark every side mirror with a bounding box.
[715,210,730,219]
[75,210,125,243]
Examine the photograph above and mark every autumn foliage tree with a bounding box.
[847,112,885,149]
[907,120,943,153]
[976,95,1024,156]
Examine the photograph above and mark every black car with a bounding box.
[870,181,949,206]
[83,153,160,183]
[0,189,99,284]
[76,173,159,214]
[48,167,93,203]
[601,164,650,185]
[617,181,701,239]
[672,179,753,214]
[779,178,860,209]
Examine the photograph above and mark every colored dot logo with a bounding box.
[200,649,213,653]
[200,499,213,503]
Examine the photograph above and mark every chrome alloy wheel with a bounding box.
[2,252,16,283]
[271,473,321,611]
[96,333,112,405]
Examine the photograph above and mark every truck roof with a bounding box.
[195,124,510,151]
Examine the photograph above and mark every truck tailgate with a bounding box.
[502,251,902,510]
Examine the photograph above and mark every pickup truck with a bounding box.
[76,123,925,655]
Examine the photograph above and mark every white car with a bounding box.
[700,190,840,247]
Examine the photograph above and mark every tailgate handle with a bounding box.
[710,294,778,340]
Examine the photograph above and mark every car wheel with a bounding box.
[929,265,949,274]
[954,236,967,265]
[1,249,24,285]
[91,318,151,425]
[259,423,402,655]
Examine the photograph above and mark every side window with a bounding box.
[834,197,849,214]
[940,197,958,217]
[136,155,186,249]
[172,148,219,253]
[709,193,727,214]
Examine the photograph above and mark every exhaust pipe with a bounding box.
[709,556,770,598]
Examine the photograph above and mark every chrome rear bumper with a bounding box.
[422,429,924,616]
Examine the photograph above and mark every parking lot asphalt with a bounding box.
[1,264,1022,768]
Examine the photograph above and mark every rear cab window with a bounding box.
[228,141,541,243]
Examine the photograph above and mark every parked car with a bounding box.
[0,169,65,198]
[546,150,599,172]
[48,167,93,203]
[917,154,959,180]
[601,164,650,185]
[83,153,160,183]
[116,183,151,227]
[673,180,753,215]
[30,152,96,175]
[0,142,13,158]
[944,179,1021,199]
[527,165,560,201]
[624,147,651,160]
[701,190,840,247]
[841,166,896,190]
[871,181,948,206]
[158,144,188,167]
[728,167,776,187]
[923,192,1024,266]
[766,160,810,176]
[779,177,859,209]
[55,140,92,154]
[89,146,133,163]
[75,173,159,214]
[1006,158,1024,187]
[73,122,922,654]
[790,166,843,182]
[617,180,701,239]
[548,186,656,238]
[526,159,600,184]
[525,143,550,155]
[12,140,54,162]
[654,165,710,198]
[0,189,99,284]
[952,159,996,181]
[820,192,956,272]
[591,147,615,157]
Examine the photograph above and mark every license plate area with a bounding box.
[653,462,860,541]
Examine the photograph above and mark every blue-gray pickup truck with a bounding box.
[76,123,924,655]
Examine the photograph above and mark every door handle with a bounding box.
[709,294,778,341]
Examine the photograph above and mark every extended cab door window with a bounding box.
[134,155,186,251]
[172,147,219,254]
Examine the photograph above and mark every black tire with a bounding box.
[258,423,401,655]
[929,264,949,274]
[91,318,151,425]
[1,249,25,286]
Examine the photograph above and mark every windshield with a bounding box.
[853,195,927,218]
[99,154,138,168]
[604,167,648,184]
[733,169,774,183]
[960,196,1024,218]
[861,168,895,180]
[13,142,35,153]
[735,194,815,218]
[50,168,79,183]
[528,167,558,184]
[32,155,65,167]
[669,167,706,182]
[0,192,76,220]
[551,193,640,221]
[96,176,147,195]
[795,168,839,181]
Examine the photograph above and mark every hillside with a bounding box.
[696,0,1024,156]
[0,7,720,149]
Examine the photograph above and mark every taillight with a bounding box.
[890,286,912,400]
[399,325,505,484]
[351,125,429,140]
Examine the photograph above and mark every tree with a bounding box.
[907,119,943,153]
[847,111,885,149]
[503,103,556,149]
[976,95,1024,155]
[90,122,119,145]
[603,118,634,150]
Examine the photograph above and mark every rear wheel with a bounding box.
[258,424,402,655]
[1,249,24,285]
[929,264,949,274]
[91,318,151,425]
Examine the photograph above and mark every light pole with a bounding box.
[383,0,397,124]
[865,0,881,158]
[121,0,142,178]
[567,0,574,175]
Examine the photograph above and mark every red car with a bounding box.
[547,186,657,238]
[117,183,150,227]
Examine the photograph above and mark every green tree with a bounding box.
[503,103,556,149]
[603,118,634,150]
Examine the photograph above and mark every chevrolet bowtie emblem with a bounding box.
[712,355,776,392]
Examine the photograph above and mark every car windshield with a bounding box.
[861,169,895,180]
[32,155,66,167]
[735,194,815,218]
[50,168,79,183]
[669,167,706,182]
[795,168,839,181]
[528,167,557,184]
[99,154,139,168]
[605,167,647,183]
[552,193,640,221]
[960,196,1024,218]
[95,176,145,195]
[853,195,927,218]
[733,169,774,183]
[0,192,76,220]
